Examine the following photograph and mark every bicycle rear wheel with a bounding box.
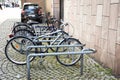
[5,36,35,65]
[14,29,34,38]
[56,38,83,66]
[12,23,34,34]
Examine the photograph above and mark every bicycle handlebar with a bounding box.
[48,18,68,27]
[59,19,68,27]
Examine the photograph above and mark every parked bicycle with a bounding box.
[5,29,84,66]
[10,18,64,38]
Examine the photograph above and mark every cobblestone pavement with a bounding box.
[0,19,119,80]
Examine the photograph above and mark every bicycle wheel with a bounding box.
[5,36,35,65]
[56,38,83,66]
[14,29,35,37]
[12,23,34,34]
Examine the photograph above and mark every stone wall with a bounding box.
[64,0,120,76]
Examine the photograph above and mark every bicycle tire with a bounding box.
[14,29,35,37]
[12,23,35,34]
[5,36,35,65]
[56,38,83,66]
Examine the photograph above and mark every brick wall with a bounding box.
[64,0,120,76]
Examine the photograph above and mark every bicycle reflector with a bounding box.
[9,34,14,38]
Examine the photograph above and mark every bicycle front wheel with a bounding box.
[56,38,83,66]
[5,36,35,65]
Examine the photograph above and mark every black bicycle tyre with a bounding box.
[12,23,35,34]
[5,36,35,65]
[56,38,83,66]
[14,29,35,37]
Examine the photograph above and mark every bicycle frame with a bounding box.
[32,29,69,46]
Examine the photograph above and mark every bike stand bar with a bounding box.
[27,55,31,80]
[80,54,84,75]
[26,46,96,80]
[27,53,85,80]
[26,44,86,49]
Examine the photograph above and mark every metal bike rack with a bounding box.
[26,45,96,80]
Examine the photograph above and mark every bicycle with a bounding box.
[10,18,63,38]
[5,29,84,66]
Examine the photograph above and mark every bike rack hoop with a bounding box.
[26,45,96,80]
